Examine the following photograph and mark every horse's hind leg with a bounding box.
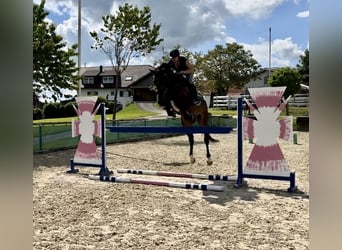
[187,133,195,164]
[204,133,213,165]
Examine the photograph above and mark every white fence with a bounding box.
[287,94,309,107]
[213,95,249,109]
[213,94,309,109]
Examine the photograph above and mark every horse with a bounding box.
[151,63,218,165]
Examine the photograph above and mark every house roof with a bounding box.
[121,65,154,87]
[80,65,154,87]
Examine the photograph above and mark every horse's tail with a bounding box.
[209,134,219,142]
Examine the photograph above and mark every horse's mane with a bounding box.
[156,62,188,86]
[158,62,172,70]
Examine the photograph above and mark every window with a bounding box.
[102,76,114,84]
[120,90,131,97]
[83,76,94,84]
[87,91,98,96]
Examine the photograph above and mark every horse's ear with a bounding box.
[150,69,157,74]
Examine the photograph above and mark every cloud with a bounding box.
[36,0,307,68]
[242,37,304,68]
[297,10,309,18]
[222,0,284,20]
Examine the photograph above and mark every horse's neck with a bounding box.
[169,75,187,88]
[168,80,192,108]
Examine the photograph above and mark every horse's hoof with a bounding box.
[207,160,213,165]
[190,156,196,164]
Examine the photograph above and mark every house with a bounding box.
[80,65,156,106]
[243,68,278,94]
[243,67,309,94]
[216,68,278,97]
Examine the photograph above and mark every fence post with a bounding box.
[39,123,43,152]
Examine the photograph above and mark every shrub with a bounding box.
[42,102,65,118]
[33,108,43,120]
[43,103,59,118]
[64,102,77,117]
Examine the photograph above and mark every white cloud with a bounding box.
[222,0,284,20]
[242,37,304,68]
[37,0,307,68]
[297,10,309,18]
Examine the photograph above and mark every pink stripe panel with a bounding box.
[74,141,100,161]
[246,144,289,172]
[243,117,254,140]
[279,117,292,141]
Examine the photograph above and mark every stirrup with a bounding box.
[166,109,176,117]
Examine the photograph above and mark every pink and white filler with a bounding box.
[243,87,293,177]
[72,96,102,164]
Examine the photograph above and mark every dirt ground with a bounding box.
[33,131,309,250]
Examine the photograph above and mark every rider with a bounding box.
[168,49,201,106]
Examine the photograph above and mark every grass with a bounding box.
[33,102,309,124]
[33,124,71,137]
[209,106,309,131]
[33,103,158,124]
[113,102,157,120]
[208,106,309,117]
[33,102,309,152]
[33,103,160,138]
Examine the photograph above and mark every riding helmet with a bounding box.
[170,49,180,58]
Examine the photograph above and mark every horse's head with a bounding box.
[150,63,177,105]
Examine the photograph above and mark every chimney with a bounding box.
[99,65,103,73]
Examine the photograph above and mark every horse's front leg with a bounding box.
[187,133,195,164]
[204,134,213,165]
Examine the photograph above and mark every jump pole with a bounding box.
[88,175,224,192]
[117,168,237,181]
[106,125,233,134]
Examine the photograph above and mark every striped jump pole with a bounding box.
[88,175,224,192]
[106,126,233,134]
[117,168,237,182]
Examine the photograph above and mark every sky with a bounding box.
[33,0,309,69]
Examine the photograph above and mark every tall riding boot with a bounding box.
[165,101,176,117]
[188,84,201,105]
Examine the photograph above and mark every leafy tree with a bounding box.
[268,67,301,115]
[90,3,163,120]
[197,43,262,95]
[296,49,309,86]
[33,0,79,105]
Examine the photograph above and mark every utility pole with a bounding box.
[268,27,272,78]
[78,0,82,96]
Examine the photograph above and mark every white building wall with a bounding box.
[80,89,133,107]
[244,71,269,90]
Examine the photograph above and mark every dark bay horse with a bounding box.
[151,63,218,165]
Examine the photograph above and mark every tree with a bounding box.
[268,67,301,115]
[90,3,163,120]
[33,0,79,105]
[197,43,262,95]
[296,49,309,86]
